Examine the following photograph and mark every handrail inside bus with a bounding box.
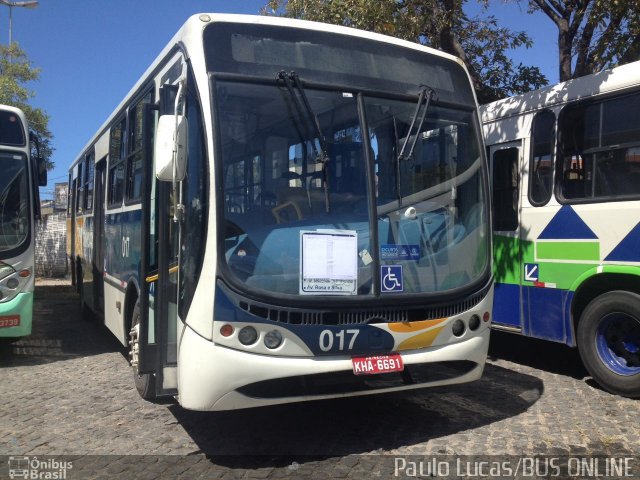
[145,264,179,283]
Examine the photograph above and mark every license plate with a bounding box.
[352,353,404,375]
[0,315,20,328]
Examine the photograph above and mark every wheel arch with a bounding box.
[570,267,640,346]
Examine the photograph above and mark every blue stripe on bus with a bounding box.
[493,282,575,346]
[492,282,521,328]
[523,286,571,343]
[104,209,142,286]
[214,285,396,356]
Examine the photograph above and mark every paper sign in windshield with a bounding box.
[300,230,358,295]
[380,244,420,261]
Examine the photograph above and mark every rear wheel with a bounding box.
[577,290,640,398]
[129,300,156,400]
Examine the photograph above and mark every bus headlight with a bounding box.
[468,314,480,331]
[264,330,283,349]
[0,262,15,281]
[0,265,31,303]
[238,326,258,345]
[452,319,466,337]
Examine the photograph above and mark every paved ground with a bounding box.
[0,280,639,479]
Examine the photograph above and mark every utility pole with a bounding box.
[0,0,38,45]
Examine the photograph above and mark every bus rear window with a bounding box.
[0,111,25,146]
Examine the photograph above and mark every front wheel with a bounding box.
[129,300,156,400]
[577,290,640,398]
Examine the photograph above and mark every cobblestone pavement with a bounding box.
[0,280,638,479]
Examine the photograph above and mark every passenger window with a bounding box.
[76,163,84,214]
[108,117,126,206]
[126,92,152,202]
[84,152,94,211]
[559,91,640,201]
[529,110,554,206]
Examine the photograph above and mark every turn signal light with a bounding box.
[220,324,234,337]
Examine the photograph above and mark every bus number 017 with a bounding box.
[319,329,359,352]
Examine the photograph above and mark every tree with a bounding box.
[525,0,640,81]
[0,43,54,169]
[263,0,548,102]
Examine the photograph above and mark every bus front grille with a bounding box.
[233,289,487,326]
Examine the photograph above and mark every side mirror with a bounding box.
[37,157,47,186]
[154,114,187,182]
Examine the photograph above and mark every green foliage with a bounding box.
[263,0,548,102]
[0,43,54,169]
[526,0,640,81]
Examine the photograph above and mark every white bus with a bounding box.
[482,60,640,397]
[0,105,46,340]
[69,14,494,411]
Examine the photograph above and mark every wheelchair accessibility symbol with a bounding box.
[381,265,403,293]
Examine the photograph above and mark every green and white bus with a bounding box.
[482,60,640,397]
[0,105,47,339]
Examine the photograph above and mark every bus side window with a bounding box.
[529,110,555,206]
[76,162,83,214]
[84,151,94,212]
[108,117,126,206]
[492,147,519,231]
[126,92,152,202]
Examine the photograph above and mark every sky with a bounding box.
[1,0,557,200]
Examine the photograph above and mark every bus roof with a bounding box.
[71,13,469,171]
[481,59,640,124]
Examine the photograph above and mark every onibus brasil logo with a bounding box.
[8,456,73,479]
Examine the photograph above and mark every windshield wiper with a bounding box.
[277,70,331,213]
[397,86,434,163]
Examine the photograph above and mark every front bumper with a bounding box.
[177,324,490,411]
[0,292,34,338]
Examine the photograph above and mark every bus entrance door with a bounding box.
[138,94,179,398]
[490,142,524,331]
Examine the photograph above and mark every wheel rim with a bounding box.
[595,312,640,376]
[129,323,140,372]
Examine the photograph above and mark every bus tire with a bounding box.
[130,300,156,401]
[577,290,640,398]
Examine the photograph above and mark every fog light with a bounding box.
[238,326,258,345]
[264,330,283,349]
[452,319,465,337]
[469,314,480,331]
[6,278,19,289]
[220,324,234,337]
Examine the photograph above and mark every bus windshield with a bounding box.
[208,23,489,299]
[216,80,488,297]
[0,152,29,252]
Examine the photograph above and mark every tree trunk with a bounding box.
[558,17,573,82]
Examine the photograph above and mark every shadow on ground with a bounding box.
[3,282,548,467]
[488,330,588,380]
[169,361,543,466]
[0,283,122,367]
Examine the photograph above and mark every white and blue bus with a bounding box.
[68,14,494,411]
[0,104,46,340]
